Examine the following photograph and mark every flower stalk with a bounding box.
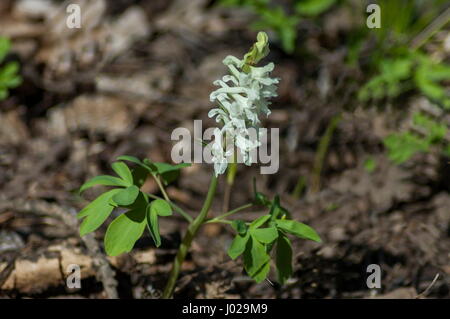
[162,174,218,298]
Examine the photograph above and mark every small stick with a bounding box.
[410,6,450,50]
[416,273,440,299]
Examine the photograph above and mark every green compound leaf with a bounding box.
[79,175,129,193]
[275,219,322,243]
[111,185,140,206]
[111,161,133,185]
[228,232,250,260]
[77,189,121,236]
[104,205,147,256]
[251,226,278,244]
[276,234,293,284]
[244,236,271,278]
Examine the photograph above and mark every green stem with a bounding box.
[310,113,341,194]
[205,203,253,224]
[162,174,218,299]
[411,6,450,50]
[207,219,233,225]
[222,146,238,213]
[292,175,306,199]
[154,174,170,202]
[152,173,193,222]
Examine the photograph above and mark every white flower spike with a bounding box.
[208,32,279,176]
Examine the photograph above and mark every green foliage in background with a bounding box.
[0,37,22,100]
[355,0,450,163]
[384,112,448,164]
[219,0,337,53]
[363,156,377,173]
[361,51,450,164]
[359,51,450,109]
[357,0,450,105]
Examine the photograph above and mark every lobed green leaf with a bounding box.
[104,206,147,256]
[117,155,155,172]
[228,232,250,260]
[249,214,270,229]
[252,261,271,283]
[244,236,270,277]
[111,185,140,206]
[111,161,133,185]
[275,219,321,243]
[151,199,172,217]
[79,175,128,193]
[77,189,121,236]
[251,226,278,244]
[275,234,293,284]
[147,204,161,247]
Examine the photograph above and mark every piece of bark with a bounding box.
[0,242,95,294]
[0,239,156,295]
[0,197,120,298]
[371,287,418,299]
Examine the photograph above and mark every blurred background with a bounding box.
[0,0,449,298]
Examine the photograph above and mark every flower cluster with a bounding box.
[208,48,279,176]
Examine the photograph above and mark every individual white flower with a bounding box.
[235,132,261,165]
[208,45,279,176]
[210,128,232,176]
